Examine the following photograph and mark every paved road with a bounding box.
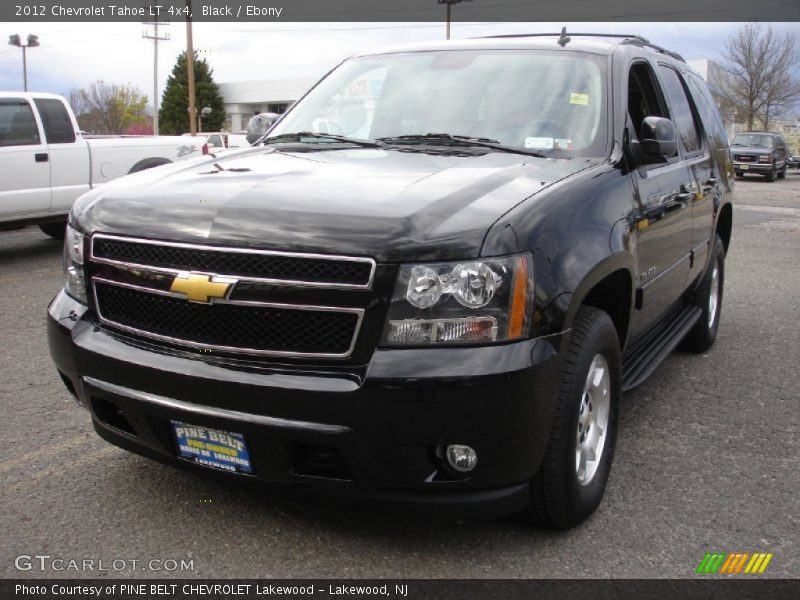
[1,172,798,579]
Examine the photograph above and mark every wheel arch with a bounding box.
[128,156,172,174]
[562,254,635,350]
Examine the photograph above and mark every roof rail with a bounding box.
[619,38,686,63]
[476,30,686,63]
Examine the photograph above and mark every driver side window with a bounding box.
[627,62,667,142]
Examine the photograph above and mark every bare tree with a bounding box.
[722,23,800,131]
[66,81,150,134]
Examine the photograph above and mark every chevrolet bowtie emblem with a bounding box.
[170,272,235,303]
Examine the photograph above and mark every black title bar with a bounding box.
[3,579,800,600]
[3,0,800,22]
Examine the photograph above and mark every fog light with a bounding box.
[445,444,478,473]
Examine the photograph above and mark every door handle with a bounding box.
[35,153,49,163]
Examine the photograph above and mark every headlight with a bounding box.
[63,224,87,304]
[382,253,533,346]
[758,154,774,163]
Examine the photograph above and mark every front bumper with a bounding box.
[733,161,773,174]
[48,291,565,518]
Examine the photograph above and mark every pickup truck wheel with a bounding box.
[682,235,725,353]
[38,222,66,239]
[765,164,777,182]
[523,306,621,529]
[777,163,786,179]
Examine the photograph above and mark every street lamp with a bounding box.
[8,34,40,91]
[197,106,212,133]
[437,0,472,40]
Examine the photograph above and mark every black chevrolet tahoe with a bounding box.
[48,33,733,528]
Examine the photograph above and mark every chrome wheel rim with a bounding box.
[575,354,611,486]
[708,263,720,329]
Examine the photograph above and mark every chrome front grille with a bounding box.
[91,234,376,289]
[88,235,371,358]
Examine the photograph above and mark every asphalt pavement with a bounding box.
[1,172,798,579]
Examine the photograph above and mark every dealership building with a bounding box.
[218,78,315,132]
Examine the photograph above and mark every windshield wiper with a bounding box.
[261,131,384,148]
[377,133,548,158]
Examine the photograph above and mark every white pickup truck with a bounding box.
[0,92,208,238]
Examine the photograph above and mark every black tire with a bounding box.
[765,164,777,182]
[128,157,172,174]
[523,306,621,529]
[777,163,786,179]
[38,222,66,239]
[681,235,725,353]
[734,171,743,178]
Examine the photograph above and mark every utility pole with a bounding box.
[185,0,197,135]
[8,34,39,91]
[142,2,170,136]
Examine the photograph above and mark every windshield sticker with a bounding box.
[569,92,589,106]
[525,137,554,150]
[554,139,573,150]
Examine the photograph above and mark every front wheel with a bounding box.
[38,222,66,239]
[777,163,786,179]
[681,234,725,353]
[765,164,777,182]
[523,306,621,529]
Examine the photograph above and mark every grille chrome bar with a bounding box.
[92,277,365,359]
[90,233,376,290]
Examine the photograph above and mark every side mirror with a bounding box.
[640,116,677,159]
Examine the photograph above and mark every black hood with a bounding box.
[73,146,597,262]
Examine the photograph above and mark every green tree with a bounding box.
[159,51,226,134]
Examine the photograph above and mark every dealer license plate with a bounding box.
[172,421,253,474]
[741,164,749,170]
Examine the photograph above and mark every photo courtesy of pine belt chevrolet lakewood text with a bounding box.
[48,32,733,528]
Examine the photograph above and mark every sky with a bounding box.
[1,21,798,106]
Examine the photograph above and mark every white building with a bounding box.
[218,78,316,132]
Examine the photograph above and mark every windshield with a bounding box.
[732,133,775,148]
[270,50,608,157]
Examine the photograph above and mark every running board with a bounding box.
[622,303,702,391]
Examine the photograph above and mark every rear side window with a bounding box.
[0,100,40,147]
[33,98,76,144]
[684,73,728,148]
[658,66,702,154]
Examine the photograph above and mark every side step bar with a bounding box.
[622,303,702,391]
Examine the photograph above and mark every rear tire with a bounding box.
[682,235,725,353]
[523,306,621,529]
[38,222,66,239]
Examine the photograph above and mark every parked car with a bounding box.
[49,33,732,528]
[0,92,208,237]
[730,131,788,181]
[787,153,800,169]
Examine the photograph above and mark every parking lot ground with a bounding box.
[1,172,798,579]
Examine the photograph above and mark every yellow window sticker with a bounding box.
[570,92,589,106]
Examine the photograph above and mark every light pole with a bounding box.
[197,106,212,133]
[8,34,40,91]
[437,0,472,40]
